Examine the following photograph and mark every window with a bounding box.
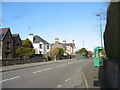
[16,42,19,46]
[6,53,10,58]
[39,44,42,49]
[47,45,49,49]
[7,42,10,49]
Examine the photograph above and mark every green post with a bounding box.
[94,47,103,67]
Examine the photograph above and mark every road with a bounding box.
[1,58,92,88]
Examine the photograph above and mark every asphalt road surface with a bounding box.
[1,58,92,88]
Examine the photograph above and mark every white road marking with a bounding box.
[56,64,66,68]
[0,76,20,83]
[33,68,52,74]
[82,70,89,88]
[58,85,62,87]
[43,68,51,71]
[68,62,73,64]
[65,78,70,82]
[33,70,43,74]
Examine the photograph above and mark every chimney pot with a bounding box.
[63,40,66,43]
[55,38,59,43]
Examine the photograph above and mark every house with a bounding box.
[51,38,76,55]
[62,40,76,55]
[28,34,51,56]
[12,34,22,58]
[0,28,14,59]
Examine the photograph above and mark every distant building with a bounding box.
[52,38,76,55]
[12,34,22,58]
[28,34,51,55]
[0,28,14,59]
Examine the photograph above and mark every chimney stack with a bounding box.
[63,40,66,43]
[72,40,74,43]
[28,34,34,43]
[55,38,59,43]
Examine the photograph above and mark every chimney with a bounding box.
[55,38,59,43]
[28,34,34,43]
[63,40,66,43]
[72,40,74,43]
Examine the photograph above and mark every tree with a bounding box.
[87,51,94,58]
[16,39,35,58]
[49,48,59,61]
[58,48,64,56]
[22,39,33,48]
[79,48,88,56]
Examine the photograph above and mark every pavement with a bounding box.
[82,60,109,88]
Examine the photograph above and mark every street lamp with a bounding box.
[96,14,103,47]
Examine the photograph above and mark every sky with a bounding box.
[1,2,108,51]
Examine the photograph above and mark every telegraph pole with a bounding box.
[83,41,85,48]
[28,26,31,35]
[96,14,103,47]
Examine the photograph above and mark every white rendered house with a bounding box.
[28,34,51,55]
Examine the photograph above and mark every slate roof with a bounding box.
[62,43,75,46]
[12,34,19,37]
[0,28,10,40]
[52,42,75,47]
[12,34,21,43]
[33,35,50,44]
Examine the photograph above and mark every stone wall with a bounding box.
[0,58,47,66]
[13,37,22,58]
[2,30,14,59]
[104,58,120,88]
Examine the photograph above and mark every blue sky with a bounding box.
[2,2,108,51]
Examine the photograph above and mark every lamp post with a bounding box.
[96,14,103,47]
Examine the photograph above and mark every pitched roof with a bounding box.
[52,42,75,48]
[12,34,19,37]
[33,35,50,44]
[62,43,74,46]
[0,28,10,40]
[12,34,21,43]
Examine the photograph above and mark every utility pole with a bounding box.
[96,14,103,47]
[28,26,31,34]
[83,41,85,48]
